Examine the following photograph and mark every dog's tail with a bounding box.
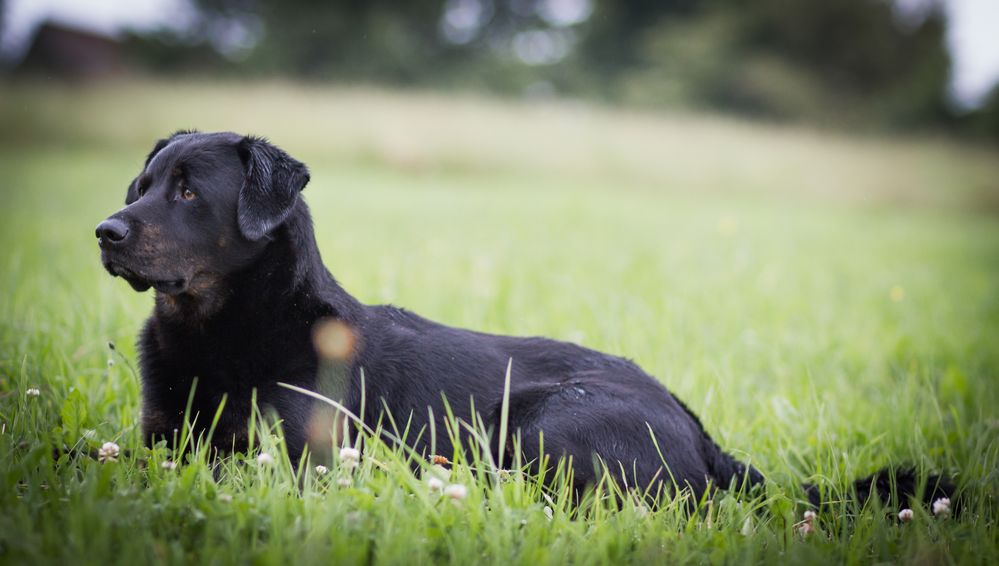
[803,467,956,513]
[710,449,956,513]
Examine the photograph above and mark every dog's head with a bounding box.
[96,131,310,300]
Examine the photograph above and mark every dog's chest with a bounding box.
[142,317,318,414]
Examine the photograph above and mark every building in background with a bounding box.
[15,21,122,77]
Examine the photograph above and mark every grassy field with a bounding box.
[1,79,998,564]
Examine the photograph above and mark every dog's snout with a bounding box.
[96,218,130,245]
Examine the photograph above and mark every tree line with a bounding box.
[121,0,997,137]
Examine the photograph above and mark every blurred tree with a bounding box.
[966,86,999,140]
[124,0,964,132]
[574,0,698,81]
[738,0,952,126]
[187,0,449,81]
[611,0,951,127]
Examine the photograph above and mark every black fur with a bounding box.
[96,132,954,510]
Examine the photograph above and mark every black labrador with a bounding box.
[97,131,952,508]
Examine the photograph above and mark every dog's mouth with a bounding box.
[104,262,187,295]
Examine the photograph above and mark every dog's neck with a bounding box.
[154,201,364,329]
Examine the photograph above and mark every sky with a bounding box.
[2,0,998,110]
[943,0,999,108]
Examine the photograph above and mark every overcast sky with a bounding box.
[2,0,997,109]
[942,0,999,108]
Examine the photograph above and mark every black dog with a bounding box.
[97,131,951,507]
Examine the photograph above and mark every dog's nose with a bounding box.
[95,218,129,245]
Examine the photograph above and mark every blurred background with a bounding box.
[1,0,998,135]
[1,5,999,562]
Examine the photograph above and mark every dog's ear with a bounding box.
[125,137,171,204]
[144,138,172,167]
[236,136,311,241]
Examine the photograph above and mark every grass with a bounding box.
[1,78,998,564]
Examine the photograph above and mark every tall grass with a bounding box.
[0,79,997,564]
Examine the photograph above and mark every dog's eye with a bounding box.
[180,188,196,201]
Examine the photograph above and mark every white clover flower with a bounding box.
[932,497,951,517]
[98,441,120,463]
[161,460,177,470]
[428,464,451,481]
[257,452,274,466]
[427,477,444,493]
[898,508,914,522]
[443,483,467,501]
[339,446,360,469]
[315,464,329,476]
[797,509,817,535]
[26,388,41,397]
